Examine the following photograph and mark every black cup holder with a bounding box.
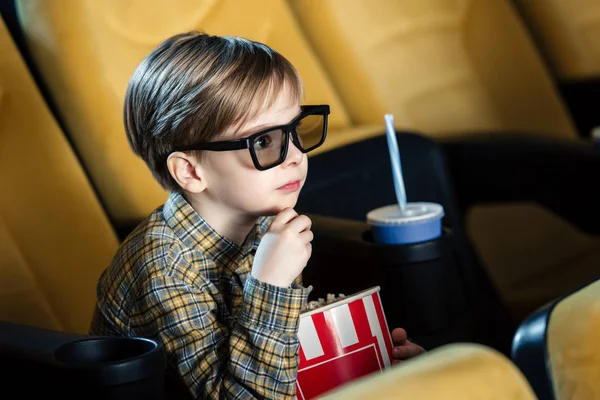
[51,336,167,392]
[55,337,158,365]
[0,322,168,399]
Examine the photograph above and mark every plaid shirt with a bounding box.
[91,191,311,399]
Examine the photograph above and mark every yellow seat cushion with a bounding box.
[322,343,537,399]
[467,204,600,323]
[0,19,119,334]
[548,279,600,400]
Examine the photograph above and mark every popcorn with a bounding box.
[297,286,391,399]
[302,293,347,312]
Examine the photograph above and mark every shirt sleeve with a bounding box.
[130,271,310,400]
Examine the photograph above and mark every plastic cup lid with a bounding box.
[366,202,445,225]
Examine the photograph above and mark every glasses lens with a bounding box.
[252,129,286,169]
[296,114,325,151]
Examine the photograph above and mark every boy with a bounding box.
[91,31,424,399]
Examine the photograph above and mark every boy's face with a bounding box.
[199,85,307,217]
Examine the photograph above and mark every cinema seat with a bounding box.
[513,0,600,80]
[512,0,600,139]
[512,277,600,400]
[0,17,119,334]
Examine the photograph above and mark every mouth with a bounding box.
[277,180,302,191]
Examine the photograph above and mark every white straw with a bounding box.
[384,114,407,210]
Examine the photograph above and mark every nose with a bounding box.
[282,135,303,167]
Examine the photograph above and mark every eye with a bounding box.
[253,134,272,150]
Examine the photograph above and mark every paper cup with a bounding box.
[296,286,393,400]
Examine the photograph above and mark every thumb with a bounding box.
[269,208,298,230]
[392,328,408,345]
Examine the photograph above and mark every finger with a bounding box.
[287,214,312,233]
[391,359,403,366]
[299,230,314,244]
[270,208,298,229]
[391,328,408,345]
[392,343,426,360]
[305,242,312,259]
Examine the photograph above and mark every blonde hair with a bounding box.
[124,31,304,190]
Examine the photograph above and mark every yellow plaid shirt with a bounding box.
[91,191,311,399]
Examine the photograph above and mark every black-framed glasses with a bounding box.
[177,105,330,171]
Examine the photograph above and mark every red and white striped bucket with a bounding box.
[296,286,393,399]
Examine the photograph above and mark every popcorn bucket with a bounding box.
[296,286,393,399]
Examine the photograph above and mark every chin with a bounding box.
[260,198,300,216]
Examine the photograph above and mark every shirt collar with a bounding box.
[163,191,273,261]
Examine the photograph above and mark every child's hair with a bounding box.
[124,31,304,190]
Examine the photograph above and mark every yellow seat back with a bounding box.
[0,19,119,334]
[290,0,577,138]
[323,343,537,400]
[15,0,353,229]
[514,0,600,79]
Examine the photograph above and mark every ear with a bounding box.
[167,152,207,193]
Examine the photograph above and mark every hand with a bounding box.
[252,208,313,288]
[391,328,425,365]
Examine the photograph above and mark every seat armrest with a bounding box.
[511,302,556,400]
[0,321,167,399]
[303,214,512,352]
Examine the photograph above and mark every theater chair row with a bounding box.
[2,0,599,329]
[1,1,600,399]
